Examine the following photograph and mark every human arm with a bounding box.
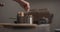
[13,0,30,12]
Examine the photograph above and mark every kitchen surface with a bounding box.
[0,0,60,32]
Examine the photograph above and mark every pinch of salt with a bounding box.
[21,12,24,17]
